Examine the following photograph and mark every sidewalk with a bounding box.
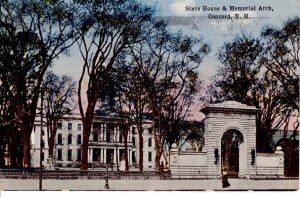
[0,178,299,191]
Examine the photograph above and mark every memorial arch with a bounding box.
[200,101,258,178]
[169,101,284,179]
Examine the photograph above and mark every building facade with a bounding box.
[31,114,156,170]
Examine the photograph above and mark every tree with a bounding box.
[179,121,205,152]
[260,16,299,173]
[160,69,203,150]
[209,18,299,156]
[0,0,79,168]
[42,71,76,160]
[129,22,210,170]
[95,66,134,171]
[0,21,20,167]
[260,16,299,111]
[77,0,156,170]
[114,59,150,171]
[211,34,262,104]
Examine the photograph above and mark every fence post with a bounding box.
[169,143,179,170]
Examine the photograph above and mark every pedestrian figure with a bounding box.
[222,171,230,188]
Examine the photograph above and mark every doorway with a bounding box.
[221,129,244,177]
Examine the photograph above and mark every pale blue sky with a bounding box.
[52,0,299,119]
[53,0,300,82]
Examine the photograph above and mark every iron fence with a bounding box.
[0,169,171,180]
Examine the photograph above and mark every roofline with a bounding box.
[201,106,259,115]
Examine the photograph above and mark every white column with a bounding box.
[100,124,103,141]
[114,148,117,163]
[103,149,107,164]
[103,124,106,141]
[116,125,119,142]
[114,125,117,142]
[128,130,131,143]
[90,148,93,162]
[128,150,131,164]
[88,148,91,163]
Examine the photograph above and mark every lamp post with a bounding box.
[104,165,110,189]
[39,88,43,191]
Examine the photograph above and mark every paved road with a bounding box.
[0,178,298,191]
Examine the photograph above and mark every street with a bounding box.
[0,178,298,191]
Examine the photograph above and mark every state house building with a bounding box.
[31,113,155,170]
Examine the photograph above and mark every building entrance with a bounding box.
[221,129,244,177]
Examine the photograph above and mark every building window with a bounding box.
[77,135,81,144]
[148,138,152,147]
[77,149,81,161]
[93,133,98,142]
[132,137,135,147]
[119,134,123,143]
[57,123,62,130]
[132,127,136,135]
[68,123,72,130]
[105,131,110,142]
[78,124,82,131]
[41,140,45,148]
[148,128,152,135]
[57,149,62,160]
[42,152,45,161]
[67,150,72,161]
[148,152,152,162]
[68,134,72,144]
[57,134,62,144]
[132,151,136,163]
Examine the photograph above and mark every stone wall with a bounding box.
[169,144,217,178]
[253,152,285,178]
[178,152,207,166]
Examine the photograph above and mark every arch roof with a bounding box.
[201,100,259,115]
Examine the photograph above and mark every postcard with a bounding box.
[0,0,299,194]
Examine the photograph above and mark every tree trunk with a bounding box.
[48,119,58,158]
[124,130,129,171]
[0,146,5,168]
[138,128,143,171]
[22,128,31,168]
[9,143,17,168]
[80,103,95,170]
[285,139,293,171]
[81,118,92,170]
[48,134,55,158]
[153,115,162,171]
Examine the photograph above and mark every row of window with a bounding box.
[132,127,152,135]
[132,151,152,162]
[57,149,81,161]
[57,134,153,149]
[57,122,153,135]
[57,134,81,145]
[130,151,152,162]
[57,123,82,131]
[131,137,152,147]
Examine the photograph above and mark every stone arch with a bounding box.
[201,101,258,178]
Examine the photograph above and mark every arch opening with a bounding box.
[221,129,244,177]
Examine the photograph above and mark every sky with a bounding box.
[52,0,300,120]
